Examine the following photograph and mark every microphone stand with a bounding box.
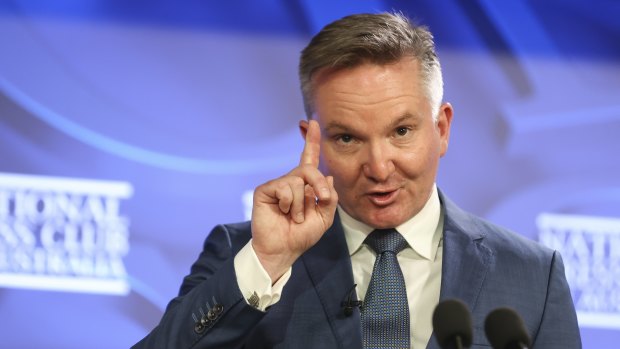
[455,336,463,349]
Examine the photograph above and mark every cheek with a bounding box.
[320,147,345,174]
[399,143,439,176]
[321,153,358,186]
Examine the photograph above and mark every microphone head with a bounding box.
[484,307,531,349]
[432,299,473,348]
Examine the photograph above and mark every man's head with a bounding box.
[298,13,453,228]
[299,12,443,120]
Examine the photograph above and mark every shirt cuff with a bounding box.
[234,239,292,311]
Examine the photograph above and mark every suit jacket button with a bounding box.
[213,304,223,315]
[194,322,206,334]
[200,316,211,326]
[207,309,217,321]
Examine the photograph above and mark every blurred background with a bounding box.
[1,0,618,347]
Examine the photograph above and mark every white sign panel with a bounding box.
[538,213,620,329]
[0,172,133,295]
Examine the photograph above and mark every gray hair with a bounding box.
[299,12,443,120]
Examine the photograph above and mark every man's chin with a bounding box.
[360,209,409,229]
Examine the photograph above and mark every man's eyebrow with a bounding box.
[322,113,423,134]
[323,122,353,133]
[388,113,421,128]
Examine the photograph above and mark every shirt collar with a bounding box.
[338,184,442,261]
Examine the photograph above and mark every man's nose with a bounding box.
[362,141,395,182]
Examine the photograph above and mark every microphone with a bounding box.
[484,307,531,349]
[432,299,473,349]
[340,284,363,317]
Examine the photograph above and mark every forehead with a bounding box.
[311,58,431,125]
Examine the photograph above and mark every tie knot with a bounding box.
[364,228,408,254]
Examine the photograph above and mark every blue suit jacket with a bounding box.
[134,193,581,348]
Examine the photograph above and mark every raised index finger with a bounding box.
[299,119,321,168]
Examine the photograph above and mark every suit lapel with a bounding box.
[301,213,363,349]
[426,193,494,349]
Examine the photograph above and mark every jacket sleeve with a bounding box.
[532,251,582,348]
[132,224,266,349]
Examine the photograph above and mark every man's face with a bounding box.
[301,58,453,229]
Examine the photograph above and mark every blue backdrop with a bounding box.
[1,0,619,348]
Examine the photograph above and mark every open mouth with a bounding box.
[367,189,399,206]
[370,191,392,199]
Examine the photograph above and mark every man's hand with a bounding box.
[251,120,338,283]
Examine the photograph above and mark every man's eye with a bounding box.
[338,134,353,143]
[396,127,409,136]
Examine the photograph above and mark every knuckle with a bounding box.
[291,176,305,187]
[275,180,289,191]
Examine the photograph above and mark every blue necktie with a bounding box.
[362,228,410,349]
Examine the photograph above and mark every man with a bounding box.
[134,12,580,348]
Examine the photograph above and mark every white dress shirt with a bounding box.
[338,184,444,349]
[234,185,444,349]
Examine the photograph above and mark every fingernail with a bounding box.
[320,187,330,199]
[296,212,304,223]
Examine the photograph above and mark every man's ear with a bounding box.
[437,102,453,157]
[299,119,310,140]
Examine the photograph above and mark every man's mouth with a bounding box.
[367,188,399,206]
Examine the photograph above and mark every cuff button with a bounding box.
[194,322,206,334]
[206,310,217,321]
